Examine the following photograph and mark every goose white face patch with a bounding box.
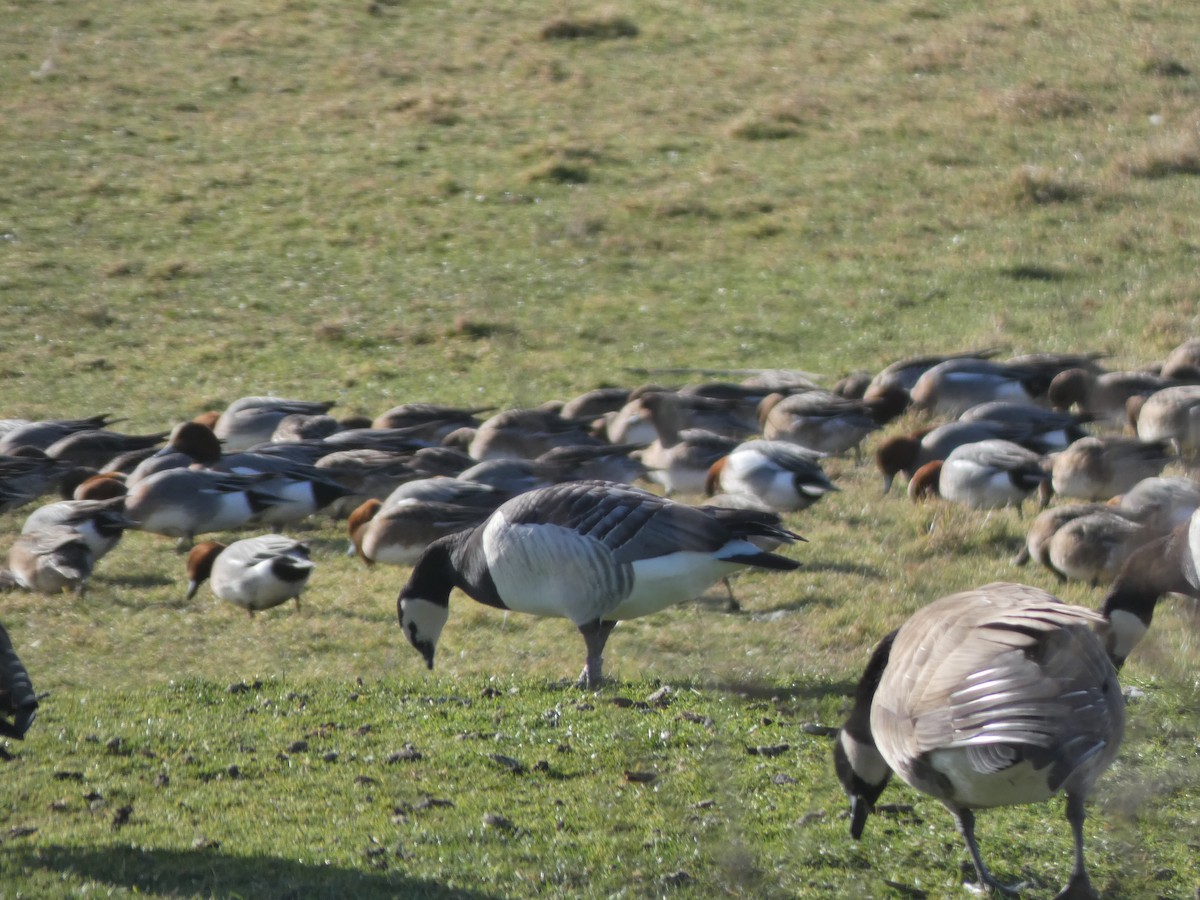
[1105,609,1148,663]
[838,730,890,787]
[400,596,449,665]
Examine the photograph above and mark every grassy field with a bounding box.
[2,0,1199,896]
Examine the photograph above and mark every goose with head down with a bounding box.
[397,480,802,687]
[833,582,1124,898]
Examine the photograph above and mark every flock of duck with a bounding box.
[3,337,1200,896]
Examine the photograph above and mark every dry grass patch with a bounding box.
[539,10,638,41]
[727,95,827,142]
[1007,164,1088,206]
[990,83,1093,121]
[1117,129,1200,179]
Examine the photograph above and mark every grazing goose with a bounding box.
[212,397,335,451]
[348,498,491,566]
[833,583,1123,898]
[396,480,802,687]
[185,534,314,614]
[0,622,38,740]
[1134,384,1200,467]
[1098,511,1200,668]
[1049,435,1171,501]
[704,439,838,512]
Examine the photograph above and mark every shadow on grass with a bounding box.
[11,843,502,899]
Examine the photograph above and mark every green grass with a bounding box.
[2,0,1200,896]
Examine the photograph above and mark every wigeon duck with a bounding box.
[1159,337,1200,380]
[348,497,490,566]
[626,392,740,495]
[705,440,837,512]
[43,428,169,470]
[874,421,1028,494]
[1012,501,1111,569]
[909,358,1052,418]
[862,348,1002,402]
[212,397,335,451]
[759,390,904,459]
[312,449,425,512]
[0,449,73,513]
[160,422,354,527]
[383,476,508,511]
[957,401,1091,452]
[269,413,341,443]
[558,387,633,422]
[1047,368,1179,428]
[371,403,493,441]
[1134,384,1200,466]
[535,443,648,485]
[1049,435,1171,501]
[21,498,135,561]
[0,414,119,455]
[3,526,95,595]
[68,472,129,502]
[0,622,38,740]
[1098,513,1200,667]
[1046,510,1154,585]
[606,389,757,445]
[184,534,314,615]
[397,480,802,687]
[917,440,1049,510]
[455,459,558,496]
[468,407,601,461]
[1003,350,1107,382]
[833,583,1122,898]
[1114,476,1200,535]
[832,371,872,400]
[123,468,282,550]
